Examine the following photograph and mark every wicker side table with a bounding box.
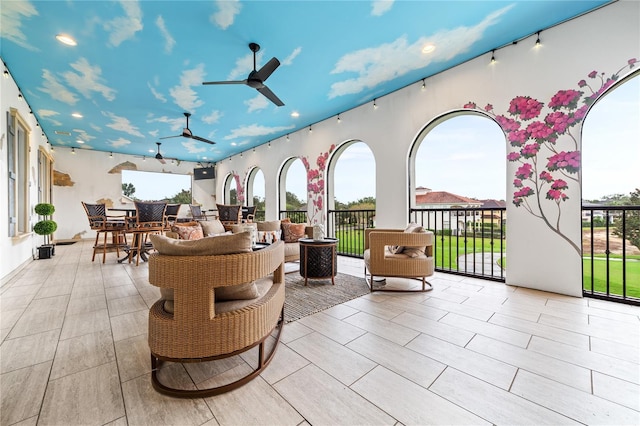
[299,238,339,285]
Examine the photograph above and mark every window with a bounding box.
[38,148,53,204]
[121,170,191,202]
[7,108,31,237]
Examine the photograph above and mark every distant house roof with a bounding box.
[478,199,506,208]
[416,191,481,206]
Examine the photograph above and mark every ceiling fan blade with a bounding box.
[159,135,181,140]
[191,135,216,145]
[258,85,284,106]
[256,57,280,82]
[202,79,247,86]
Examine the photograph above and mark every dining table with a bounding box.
[108,207,150,264]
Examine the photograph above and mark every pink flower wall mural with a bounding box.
[230,171,245,204]
[301,144,336,224]
[464,58,637,255]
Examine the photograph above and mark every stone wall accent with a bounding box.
[108,161,137,174]
[54,170,74,186]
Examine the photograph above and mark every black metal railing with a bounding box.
[254,210,265,222]
[327,209,376,257]
[582,206,640,305]
[410,207,506,282]
[279,210,307,224]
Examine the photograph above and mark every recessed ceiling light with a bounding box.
[202,156,207,159]
[231,142,237,146]
[291,111,300,118]
[56,34,77,46]
[148,149,155,153]
[54,130,71,136]
[71,112,83,118]
[422,43,436,54]
[76,140,84,144]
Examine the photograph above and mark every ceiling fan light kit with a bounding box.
[160,112,216,145]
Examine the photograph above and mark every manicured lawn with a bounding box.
[583,254,640,298]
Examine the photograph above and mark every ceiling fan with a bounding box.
[154,142,166,164]
[160,112,216,145]
[202,42,284,107]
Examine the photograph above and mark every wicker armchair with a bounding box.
[364,228,435,292]
[147,240,285,397]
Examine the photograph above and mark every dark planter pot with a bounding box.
[38,245,54,259]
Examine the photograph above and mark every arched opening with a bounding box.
[327,140,376,256]
[581,72,640,303]
[409,112,506,280]
[223,173,238,204]
[247,167,265,221]
[278,157,307,222]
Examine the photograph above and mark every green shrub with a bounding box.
[33,220,57,236]
[34,203,55,216]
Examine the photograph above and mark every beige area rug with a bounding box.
[284,273,370,323]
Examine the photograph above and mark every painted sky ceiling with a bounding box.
[1,0,609,163]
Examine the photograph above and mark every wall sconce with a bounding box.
[109,152,113,158]
[268,142,271,148]
[490,50,496,64]
[286,134,290,141]
[421,79,426,91]
[240,152,243,158]
[71,147,76,154]
[535,31,541,47]
[18,93,23,98]
[337,114,341,123]
[373,99,378,109]
[309,125,313,133]
[3,69,8,78]
[142,156,146,161]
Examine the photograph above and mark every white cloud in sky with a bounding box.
[109,137,132,148]
[155,15,175,54]
[245,95,269,112]
[104,0,143,47]
[329,4,514,99]
[148,82,167,102]
[211,0,242,30]
[38,69,79,105]
[169,64,206,111]
[371,0,394,17]
[224,123,295,140]
[282,47,302,66]
[202,110,223,124]
[37,109,59,117]
[63,57,116,101]
[0,0,39,50]
[103,111,144,137]
[182,140,207,154]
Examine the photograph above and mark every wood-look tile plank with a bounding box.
[1,329,59,373]
[60,308,111,340]
[0,361,51,425]
[65,294,107,315]
[242,340,310,384]
[592,371,640,411]
[344,297,404,320]
[105,284,140,301]
[110,309,147,341]
[430,367,580,425]
[287,332,376,386]
[346,333,446,388]
[407,333,517,390]
[114,334,152,382]
[106,294,148,317]
[489,312,590,349]
[466,334,592,392]
[419,297,494,321]
[50,330,115,380]
[511,369,640,425]
[204,375,304,426]
[352,365,490,425]
[539,313,640,347]
[274,364,395,425]
[39,361,125,426]
[439,312,532,347]
[297,311,366,345]
[281,320,313,344]
[590,336,640,363]
[343,311,420,345]
[8,295,68,339]
[391,312,475,346]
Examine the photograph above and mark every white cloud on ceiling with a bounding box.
[109,137,132,148]
[38,69,79,105]
[182,140,208,154]
[104,0,143,47]
[155,15,175,54]
[371,0,394,16]
[228,51,264,80]
[37,109,59,118]
[148,82,167,102]
[224,123,295,139]
[211,0,242,30]
[169,64,205,111]
[63,58,116,101]
[202,110,223,124]
[245,95,269,113]
[0,0,39,51]
[329,4,514,99]
[73,129,96,142]
[103,111,144,137]
[147,115,185,132]
[282,47,302,66]
[90,123,102,132]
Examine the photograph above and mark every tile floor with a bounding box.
[1,241,639,425]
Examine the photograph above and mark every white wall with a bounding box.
[2,1,639,295]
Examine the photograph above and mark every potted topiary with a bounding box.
[34,203,57,259]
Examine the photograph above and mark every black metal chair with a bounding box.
[81,202,128,263]
[189,204,208,221]
[216,204,242,231]
[242,206,257,223]
[127,201,167,265]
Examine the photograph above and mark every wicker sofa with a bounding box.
[147,233,285,397]
[255,220,313,264]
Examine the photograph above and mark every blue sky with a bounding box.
[125,75,638,203]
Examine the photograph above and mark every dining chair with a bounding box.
[127,201,167,265]
[216,204,242,230]
[241,205,257,223]
[189,204,208,221]
[81,202,128,263]
[164,204,181,230]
